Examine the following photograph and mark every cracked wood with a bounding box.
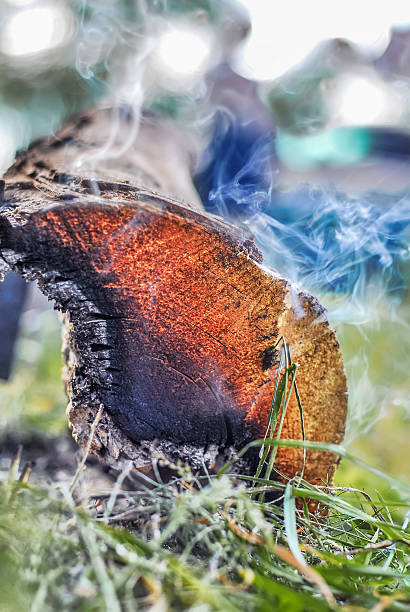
[0,107,347,486]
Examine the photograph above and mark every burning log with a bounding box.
[0,107,347,487]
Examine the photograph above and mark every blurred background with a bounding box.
[0,0,409,498]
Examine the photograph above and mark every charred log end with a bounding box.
[0,107,348,496]
[1,192,347,489]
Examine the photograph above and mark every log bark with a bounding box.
[0,107,347,487]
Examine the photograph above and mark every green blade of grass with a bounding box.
[284,481,305,567]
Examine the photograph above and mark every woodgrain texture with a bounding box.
[0,108,347,486]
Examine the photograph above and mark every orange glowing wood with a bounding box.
[0,108,347,487]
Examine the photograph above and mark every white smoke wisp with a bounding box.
[196,109,410,443]
[233,185,410,444]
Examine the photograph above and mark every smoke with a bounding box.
[195,111,410,442]
[196,109,276,219]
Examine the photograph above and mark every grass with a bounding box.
[0,306,409,611]
[0,440,409,611]
[255,336,305,490]
[0,310,66,436]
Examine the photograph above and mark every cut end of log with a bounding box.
[0,108,348,490]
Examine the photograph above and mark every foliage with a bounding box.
[0,441,409,612]
[1,306,409,610]
[0,311,66,435]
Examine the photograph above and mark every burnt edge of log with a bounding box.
[0,108,348,487]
